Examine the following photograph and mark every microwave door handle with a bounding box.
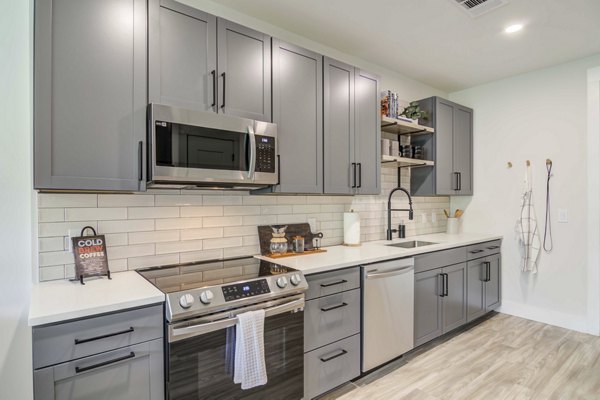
[247,126,256,180]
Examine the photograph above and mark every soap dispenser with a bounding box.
[398,219,406,239]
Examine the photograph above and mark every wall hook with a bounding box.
[507,161,513,168]
[546,158,553,166]
[526,160,531,167]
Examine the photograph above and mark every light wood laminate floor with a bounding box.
[323,313,600,400]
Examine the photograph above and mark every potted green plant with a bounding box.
[400,101,427,124]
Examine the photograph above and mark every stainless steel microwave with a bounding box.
[148,104,278,189]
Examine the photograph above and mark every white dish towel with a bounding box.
[516,165,541,273]
[233,309,268,389]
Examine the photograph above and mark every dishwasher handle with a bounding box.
[365,266,414,279]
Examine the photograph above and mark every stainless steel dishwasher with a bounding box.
[362,257,415,372]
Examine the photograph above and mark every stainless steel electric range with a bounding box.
[137,256,308,400]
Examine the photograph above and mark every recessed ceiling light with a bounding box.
[504,24,523,34]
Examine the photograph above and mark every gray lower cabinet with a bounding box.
[410,97,473,196]
[304,267,361,399]
[414,262,467,347]
[467,251,502,322]
[261,40,323,194]
[34,0,147,191]
[149,1,271,122]
[32,305,164,400]
[324,58,381,195]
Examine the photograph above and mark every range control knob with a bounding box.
[276,276,288,289]
[290,274,302,286]
[179,293,195,309]
[200,290,214,305]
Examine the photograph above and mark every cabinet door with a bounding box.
[414,269,443,347]
[33,339,164,400]
[271,40,323,193]
[434,98,456,195]
[442,263,467,333]
[324,58,355,195]
[354,69,381,195]
[466,258,486,322]
[34,0,147,191]
[453,105,473,195]
[148,0,217,112]
[217,19,271,122]
[485,253,501,311]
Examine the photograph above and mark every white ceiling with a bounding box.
[213,0,600,92]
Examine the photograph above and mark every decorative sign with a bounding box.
[71,226,111,284]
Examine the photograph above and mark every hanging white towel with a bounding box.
[233,309,268,389]
[516,165,541,273]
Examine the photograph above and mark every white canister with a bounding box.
[446,217,459,235]
[390,140,400,156]
[381,139,390,156]
[343,211,361,246]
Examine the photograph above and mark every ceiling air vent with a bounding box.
[453,0,509,17]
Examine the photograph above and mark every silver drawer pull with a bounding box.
[469,249,484,254]
[320,349,348,363]
[75,352,135,374]
[320,279,347,288]
[320,302,348,312]
[74,327,134,345]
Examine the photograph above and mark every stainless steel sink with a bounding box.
[386,240,438,249]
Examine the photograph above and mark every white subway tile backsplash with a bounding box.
[156,217,203,230]
[180,228,223,241]
[108,244,155,260]
[129,230,179,245]
[128,207,179,219]
[180,206,223,217]
[156,240,203,255]
[66,207,127,221]
[98,194,154,207]
[38,208,65,223]
[155,194,203,206]
[36,166,449,281]
[39,193,97,208]
[203,236,242,250]
[99,219,154,234]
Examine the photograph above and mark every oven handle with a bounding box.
[168,297,304,342]
[247,125,256,180]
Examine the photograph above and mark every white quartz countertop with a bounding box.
[28,271,164,327]
[256,232,502,275]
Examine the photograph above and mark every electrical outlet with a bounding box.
[431,212,437,223]
[558,209,568,223]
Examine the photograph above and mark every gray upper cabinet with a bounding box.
[324,58,355,195]
[148,0,216,112]
[266,40,323,194]
[149,2,271,122]
[34,0,147,191]
[324,58,380,195]
[354,69,381,195]
[217,19,271,122]
[410,97,473,196]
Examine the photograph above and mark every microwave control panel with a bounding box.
[255,135,276,173]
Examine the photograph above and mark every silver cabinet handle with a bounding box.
[366,266,413,279]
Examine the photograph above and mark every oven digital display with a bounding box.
[222,279,270,301]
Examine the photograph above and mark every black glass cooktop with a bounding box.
[137,256,296,294]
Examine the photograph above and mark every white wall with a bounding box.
[0,0,34,399]
[450,54,600,334]
[180,0,447,101]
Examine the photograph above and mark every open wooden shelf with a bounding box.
[381,116,434,135]
[381,155,435,168]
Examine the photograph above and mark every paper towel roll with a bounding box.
[343,211,361,246]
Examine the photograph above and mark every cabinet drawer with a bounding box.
[304,289,360,352]
[305,267,360,300]
[33,304,163,369]
[466,240,502,260]
[414,247,466,273]
[304,334,360,400]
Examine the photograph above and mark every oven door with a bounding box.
[149,103,277,187]
[167,296,304,400]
